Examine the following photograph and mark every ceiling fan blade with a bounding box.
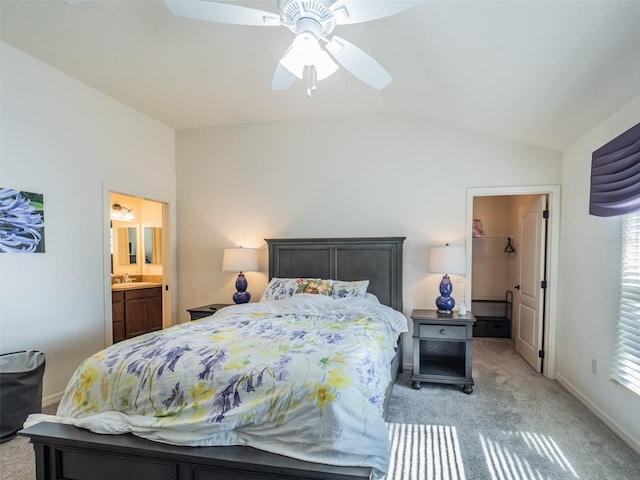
[272,62,298,90]
[325,35,391,90]
[330,0,422,25]
[164,0,280,26]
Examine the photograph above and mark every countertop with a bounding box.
[111,282,162,291]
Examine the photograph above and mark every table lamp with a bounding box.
[428,244,466,314]
[222,247,258,304]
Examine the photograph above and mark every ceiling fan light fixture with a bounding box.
[161,0,416,91]
[280,31,338,80]
[314,50,339,80]
[279,41,306,78]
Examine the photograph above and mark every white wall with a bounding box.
[175,115,562,364]
[0,43,177,403]
[557,94,640,451]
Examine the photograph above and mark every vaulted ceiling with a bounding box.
[2,0,640,151]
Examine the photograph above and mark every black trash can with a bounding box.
[0,350,46,443]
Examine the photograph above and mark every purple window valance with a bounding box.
[589,122,640,217]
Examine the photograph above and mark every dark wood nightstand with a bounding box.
[411,309,475,394]
[187,303,232,320]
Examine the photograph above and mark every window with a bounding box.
[612,211,640,396]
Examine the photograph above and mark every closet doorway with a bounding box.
[466,186,560,379]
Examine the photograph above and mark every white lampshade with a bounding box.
[222,247,258,273]
[280,33,339,80]
[428,245,466,275]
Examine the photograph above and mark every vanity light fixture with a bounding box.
[111,203,135,221]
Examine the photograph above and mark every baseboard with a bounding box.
[42,391,64,408]
[556,373,640,456]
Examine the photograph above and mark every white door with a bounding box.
[515,195,547,371]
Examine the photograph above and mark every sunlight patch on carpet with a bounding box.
[480,431,579,480]
[385,423,466,480]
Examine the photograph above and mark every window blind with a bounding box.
[589,122,640,217]
[612,211,640,396]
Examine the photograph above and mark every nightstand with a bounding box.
[411,309,475,394]
[187,303,232,320]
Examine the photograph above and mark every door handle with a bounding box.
[514,284,520,290]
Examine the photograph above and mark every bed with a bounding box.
[20,237,406,480]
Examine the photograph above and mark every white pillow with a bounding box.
[331,280,369,299]
[260,278,298,302]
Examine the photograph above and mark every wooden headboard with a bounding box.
[265,237,405,312]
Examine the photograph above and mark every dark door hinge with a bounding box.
[539,350,545,359]
[541,280,547,289]
[543,210,549,219]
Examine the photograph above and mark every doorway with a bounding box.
[466,186,560,379]
[104,191,171,346]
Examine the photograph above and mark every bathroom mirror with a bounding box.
[117,227,138,265]
[144,227,162,265]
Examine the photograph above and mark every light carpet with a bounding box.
[384,338,640,479]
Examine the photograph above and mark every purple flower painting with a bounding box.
[0,188,45,253]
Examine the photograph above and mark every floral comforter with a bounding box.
[35,294,407,478]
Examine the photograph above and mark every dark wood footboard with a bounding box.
[20,422,373,480]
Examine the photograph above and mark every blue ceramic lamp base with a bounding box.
[435,274,455,314]
[232,273,251,304]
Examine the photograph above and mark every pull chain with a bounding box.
[306,65,317,97]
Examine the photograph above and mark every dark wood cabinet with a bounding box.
[147,292,163,331]
[411,309,475,394]
[112,287,162,343]
[112,291,125,343]
[187,303,232,320]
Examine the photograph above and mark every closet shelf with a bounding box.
[473,235,516,253]
[472,235,512,239]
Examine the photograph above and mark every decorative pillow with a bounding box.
[260,278,298,302]
[331,280,369,299]
[293,278,333,296]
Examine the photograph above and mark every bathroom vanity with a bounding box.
[112,284,162,343]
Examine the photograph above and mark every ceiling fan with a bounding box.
[163,0,421,93]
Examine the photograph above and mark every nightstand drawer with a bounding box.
[419,324,466,340]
